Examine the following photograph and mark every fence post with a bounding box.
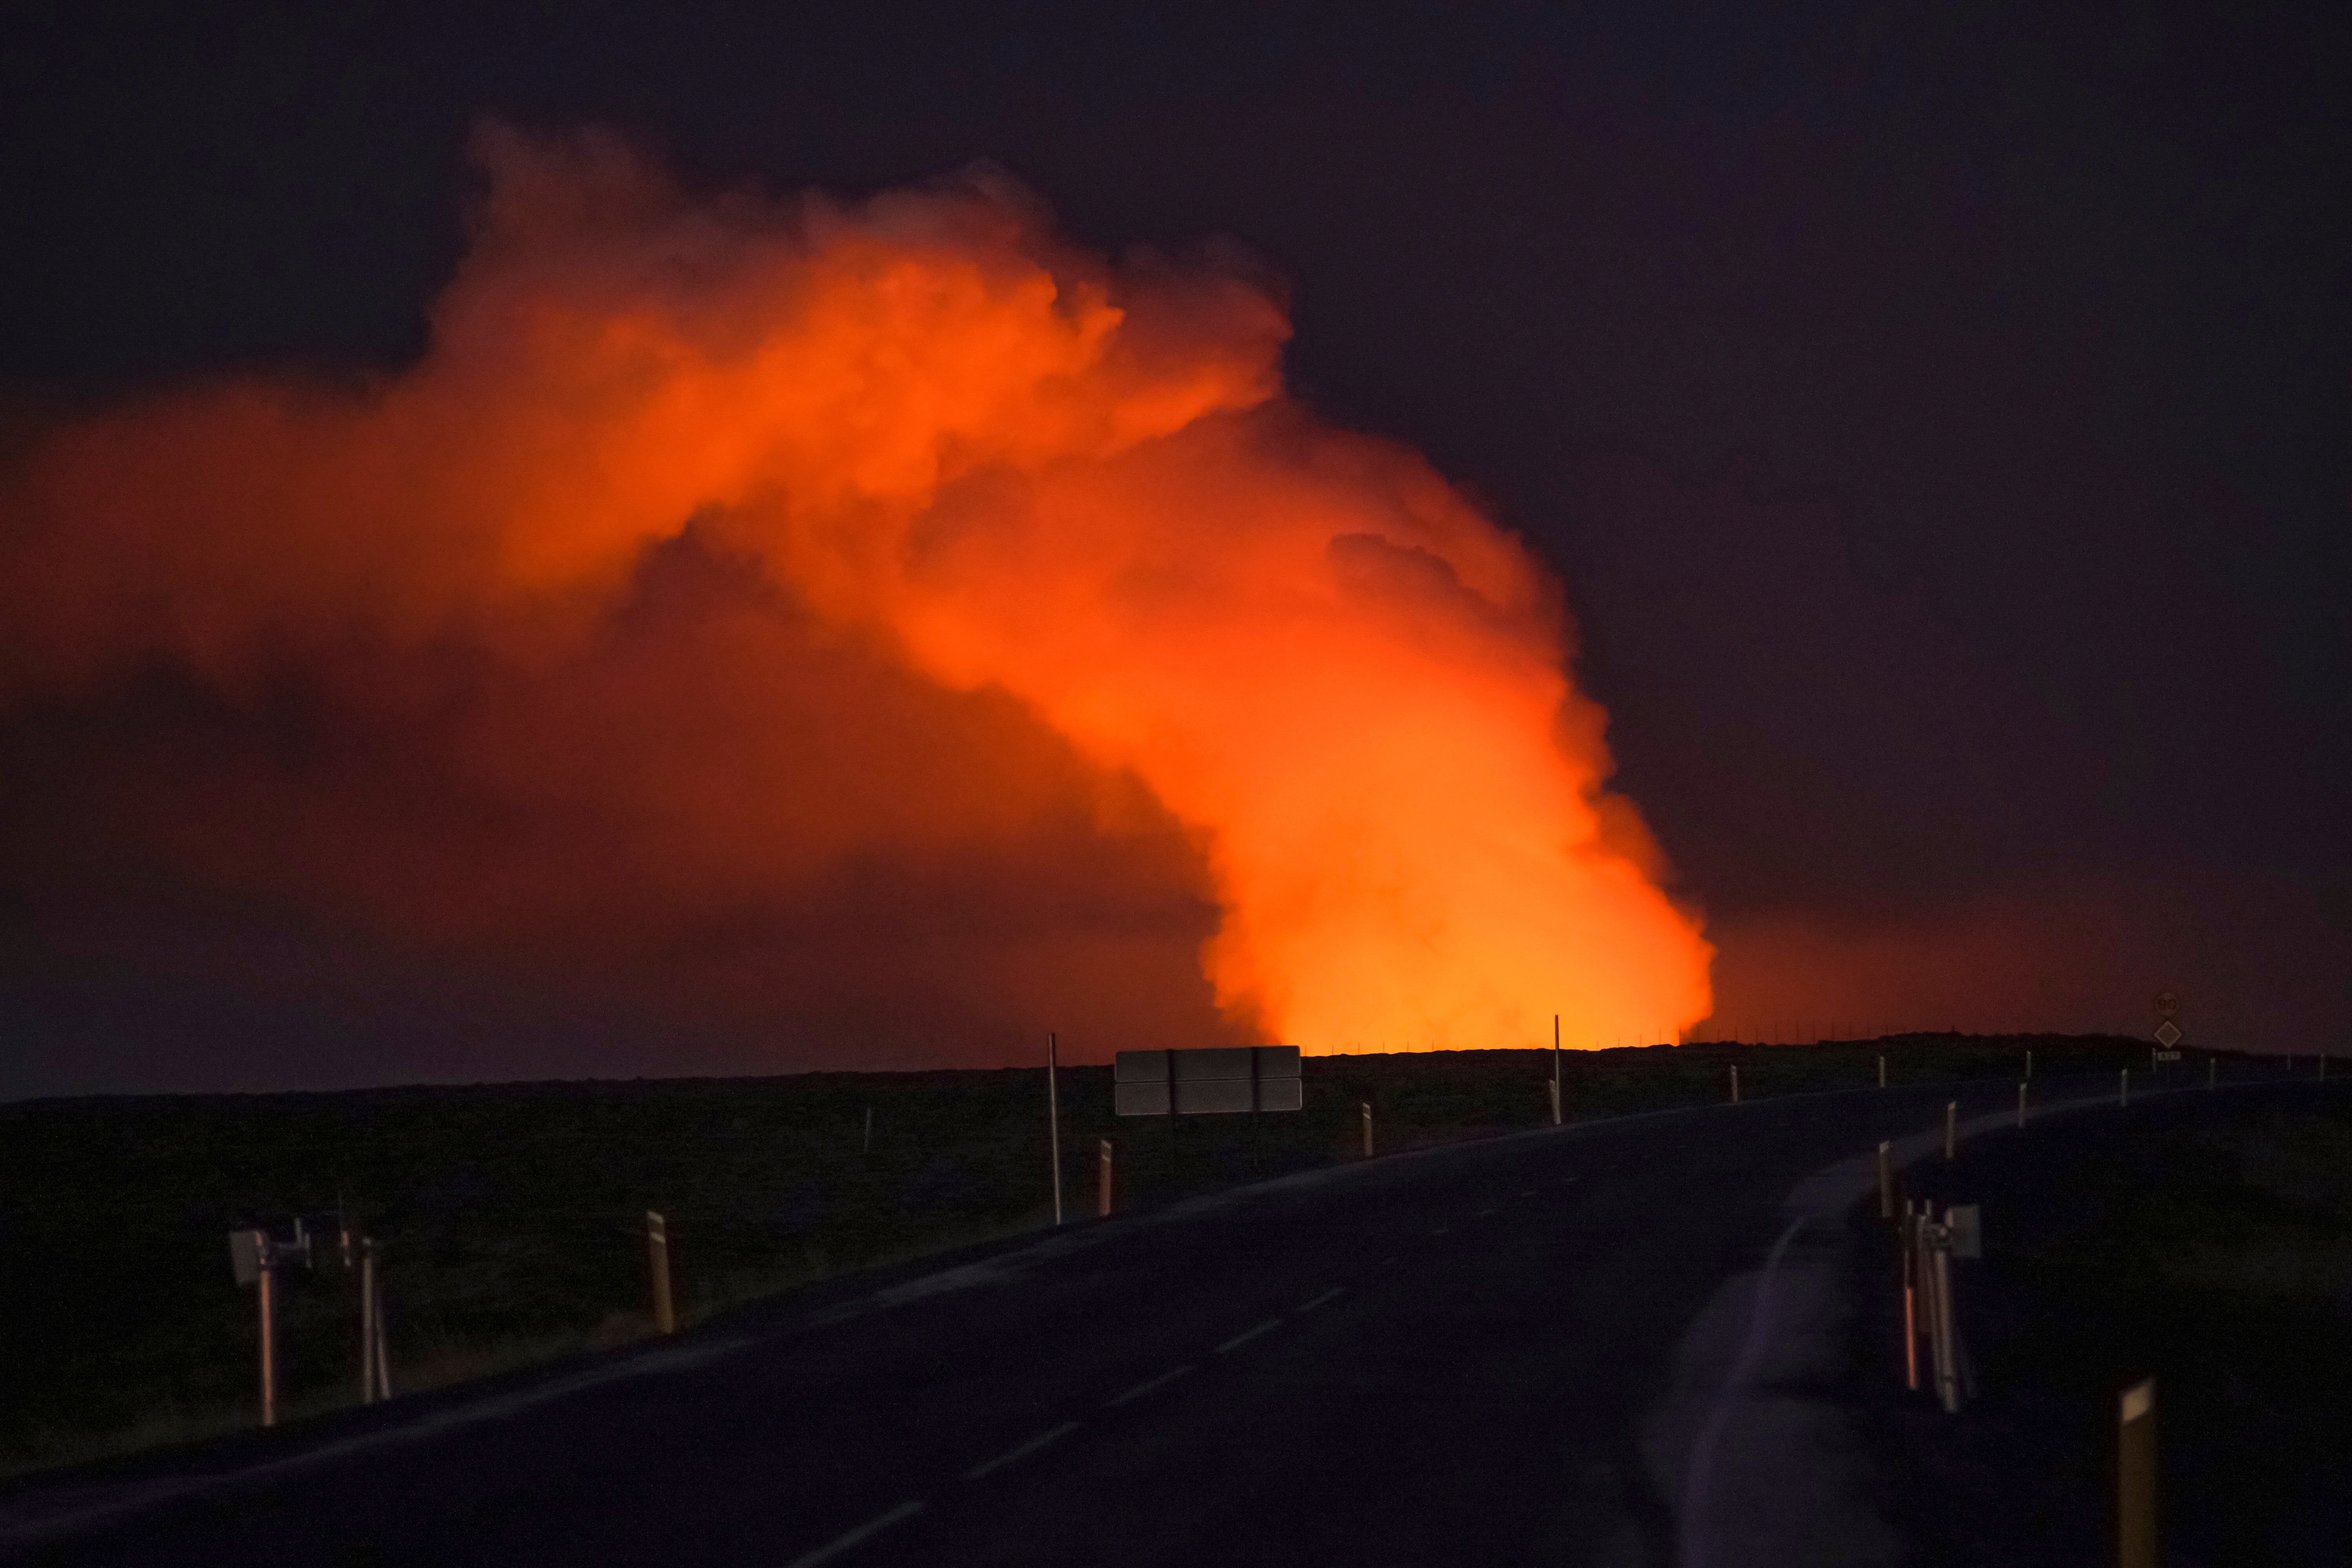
[1360,1101,1374,1158]
[646,1211,675,1336]
[1097,1138,1114,1218]
[2117,1377,2158,1568]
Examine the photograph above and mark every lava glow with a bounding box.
[0,126,1713,1053]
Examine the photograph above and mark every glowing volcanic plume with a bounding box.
[0,126,1711,1053]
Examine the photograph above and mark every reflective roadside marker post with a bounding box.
[1876,1141,1893,1221]
[2120,1067,2130,1107]
[359,1238,377,1403]
[1097,1138,1114,1218]
[2117,1377,2158,1568]
[646,1211,675,1336]
[229,1227,282,1427]
[2025,1049,2033,1081]
[863,1106,873,1155]
[2018,1082,2029,1130]
[1047,1032,1064,1227]
[1877,1054,1886,1090]
[1361,1101,1374,1158]
[2207,1058,2216,1092]
[1944,1102,1957,1161]
[1730,1064,1741,1105]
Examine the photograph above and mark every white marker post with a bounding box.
[1097,1138,1114,1218]
[2017,1082,2029,1130]
[1877,1054,1886,1089]
[863,1106,873,1155]
[2120,1067,2130,1107]
[2025,1049,2033,1081]
[1047,1032,1064,1226]
[2118,1377,2158,1568]
[1360,1101,1374,1158]
[1876,1141,1893,1221]
[646,1211,675,1336]
[1550,1014,1563,1127]
[1944,1101,1957,1161]
[2207,1057,2216,1092]
[1729,1064,1741,1105]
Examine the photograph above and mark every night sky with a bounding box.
[3,0,2347,1096]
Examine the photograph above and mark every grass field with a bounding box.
[0,1031,2182,1481]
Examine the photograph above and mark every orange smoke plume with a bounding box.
[0,126,1710,1054]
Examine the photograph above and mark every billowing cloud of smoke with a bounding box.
[0,126,1710,1063]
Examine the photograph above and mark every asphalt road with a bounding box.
[0,1074,2194,1566]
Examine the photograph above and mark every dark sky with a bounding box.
[4,0,2347,1095]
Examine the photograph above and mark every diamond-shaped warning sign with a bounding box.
[2154,1020,2182,1048]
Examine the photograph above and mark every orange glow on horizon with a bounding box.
[0,126,1713,1053]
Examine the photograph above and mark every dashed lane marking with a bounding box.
[1105,1365,1194,1408]
[1214,1318,1284,1355]
[781,1499,927,1568]
[1295,1286,1345,1314]
[964,1422,1081,1481]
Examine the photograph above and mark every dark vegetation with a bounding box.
[0,1031,2172,1480]
[1862,1079,2352,1565]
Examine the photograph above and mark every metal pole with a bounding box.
[646,1210,675,1335]
[1047,1032,1064,1227]
[1944,1101,1957,1161]
[1551,1014,1563,1126]
[1360,1101,1374,1158]
[1097,1138,1113,1218]
[2117,1378,2158,1568]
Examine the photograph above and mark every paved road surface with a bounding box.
[0,1075,2187,1566]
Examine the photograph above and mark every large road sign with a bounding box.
[1115,1046,1303,1115]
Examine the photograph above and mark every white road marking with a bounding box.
[1295,1286,1345,1314]
[1105,1364,1195,1408]
[964,1421,1081,1480]
[1476,1207,1498,1217]
[1214,1318,1284,1355]
[781,1499,927,1568]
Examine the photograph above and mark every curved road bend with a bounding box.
[0,1076,2166,1567]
